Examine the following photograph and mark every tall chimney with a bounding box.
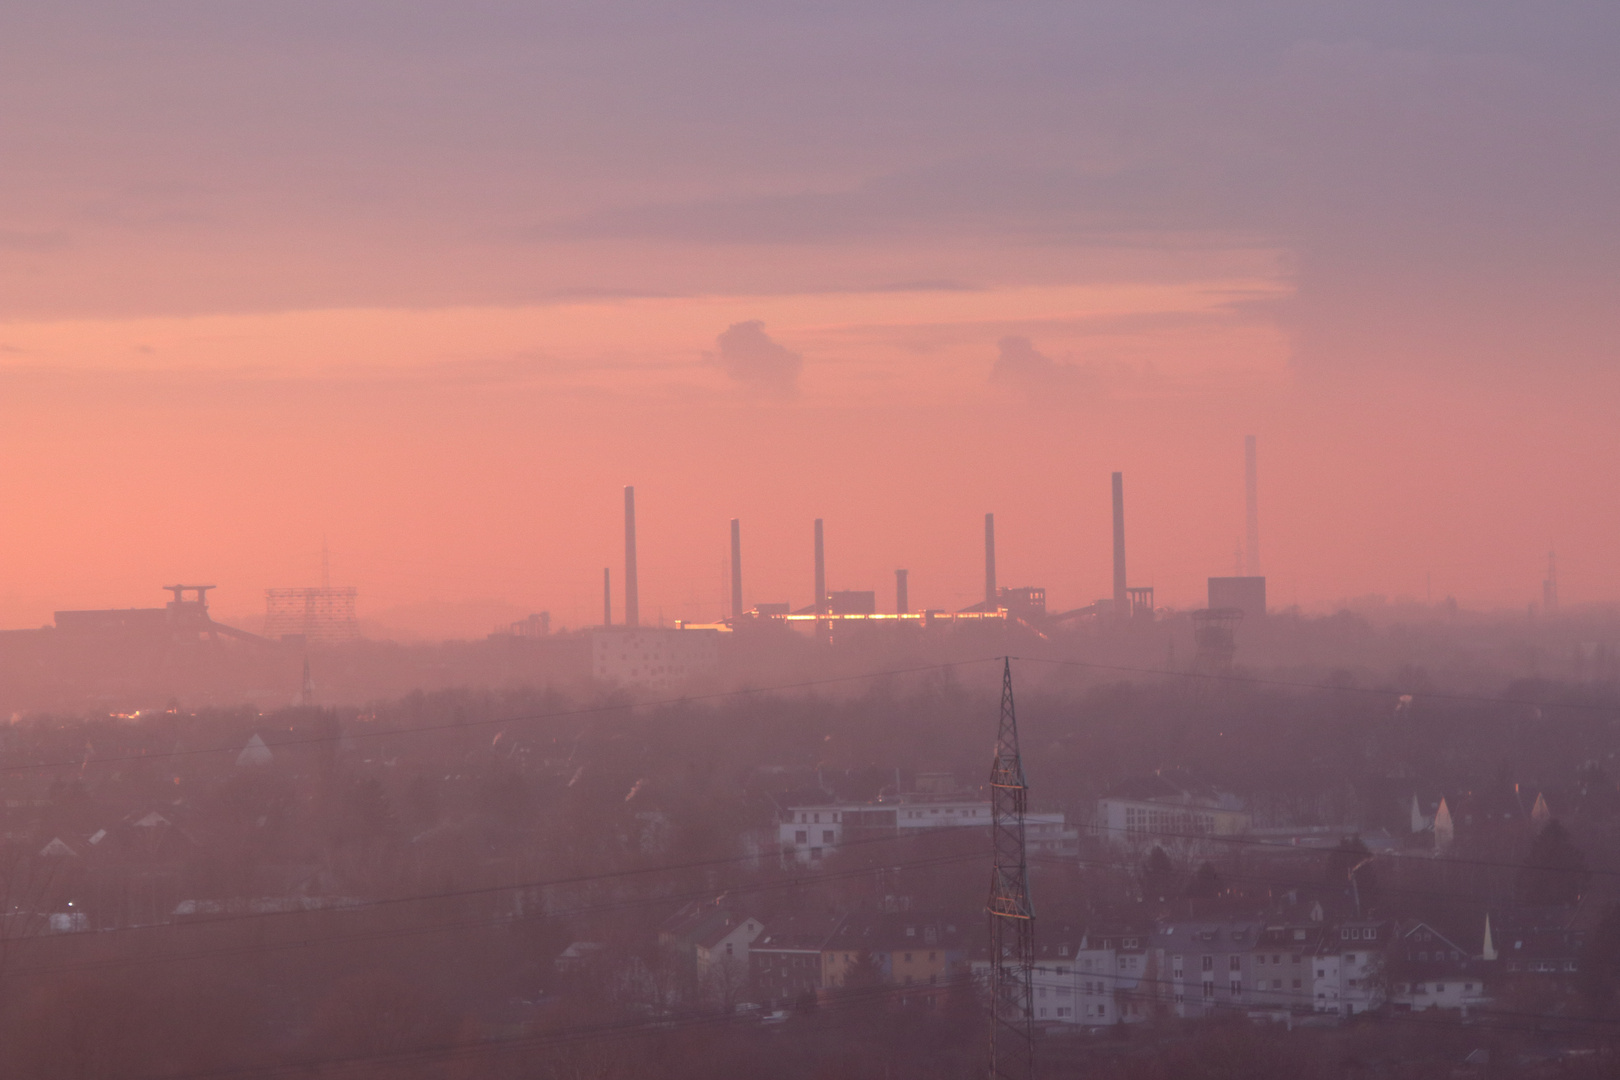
[1112,472,1127,613]
[896,569,910,614]
[730,518,743,620]
[984,513,997,609]
[623,486,639,628]
[813,519,826,615]
[1244,435,1260,577]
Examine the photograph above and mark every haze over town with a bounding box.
[1,3,1618,1079]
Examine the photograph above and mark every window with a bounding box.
[1203,983,1214,1000]
[1272,955,1281,964]
[1202,956,1214,972]
[1435,984,1445,992]
[795,831,808,844]
[1272,979,1282,990]
[726,943,734,955]
[1292,979,1302,989]
[1230,981,1242,996]
[1229,956,1242,972]
[822,830,835,844]
[1256,955,1266,966]
[1291,954,1302,964]
[1464,983,1474,992]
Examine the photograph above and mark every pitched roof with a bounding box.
[236,734,273,767]
[752,912,845,952]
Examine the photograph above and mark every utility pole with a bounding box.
[988,658,1035,1080]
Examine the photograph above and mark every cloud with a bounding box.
[711,320,803,399]
[988,336,1096,400]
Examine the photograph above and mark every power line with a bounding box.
[0,825,982,952]
[127,959,1620,1080]
[2,848,988,981]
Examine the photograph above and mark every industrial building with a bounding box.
[1208,576,1266,620]
[591,627,720,690]
[54,585,266,645]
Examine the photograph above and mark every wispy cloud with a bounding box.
[709,320,803,400]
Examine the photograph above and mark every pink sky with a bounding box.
[1,3,1615,635]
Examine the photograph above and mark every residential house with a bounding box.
[751,913,843,1008]
[659,902,760,985]
[1314,919,1390,1016]
[1387,921,1489,1013]
[1149,920,1262,1018]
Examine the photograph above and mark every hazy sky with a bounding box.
[1,2,1616,633]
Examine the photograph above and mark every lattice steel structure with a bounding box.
[265,587,359,643]
[987,658,1034,1080]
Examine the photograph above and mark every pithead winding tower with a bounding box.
[987,657,1035,1080]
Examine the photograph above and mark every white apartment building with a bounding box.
[591,628,719,690]
[1014,931,1151,1029]
[1095,775,1251,855]
[779,798,1076,864]
[1313,920,1388,1016]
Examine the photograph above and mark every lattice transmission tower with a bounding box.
[987,657,1035,1080]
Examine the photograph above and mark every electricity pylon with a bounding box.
[987,657,1034,1080]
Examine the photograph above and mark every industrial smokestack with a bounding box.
[730,518,743,620]
[984,513,997,609]
[813,519,826,615]
[624,486,639,628]
[603,568,612,627]
[1244,435,1260,577]
[1112,472,1127,612]
[896,569,909,614]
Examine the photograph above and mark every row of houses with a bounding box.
[657,903,977,1009]
[650,899,1565,1026]
[999,910,1554,1029]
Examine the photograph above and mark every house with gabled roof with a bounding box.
[1387,920,1489,1013]
[750,912,843,1007]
